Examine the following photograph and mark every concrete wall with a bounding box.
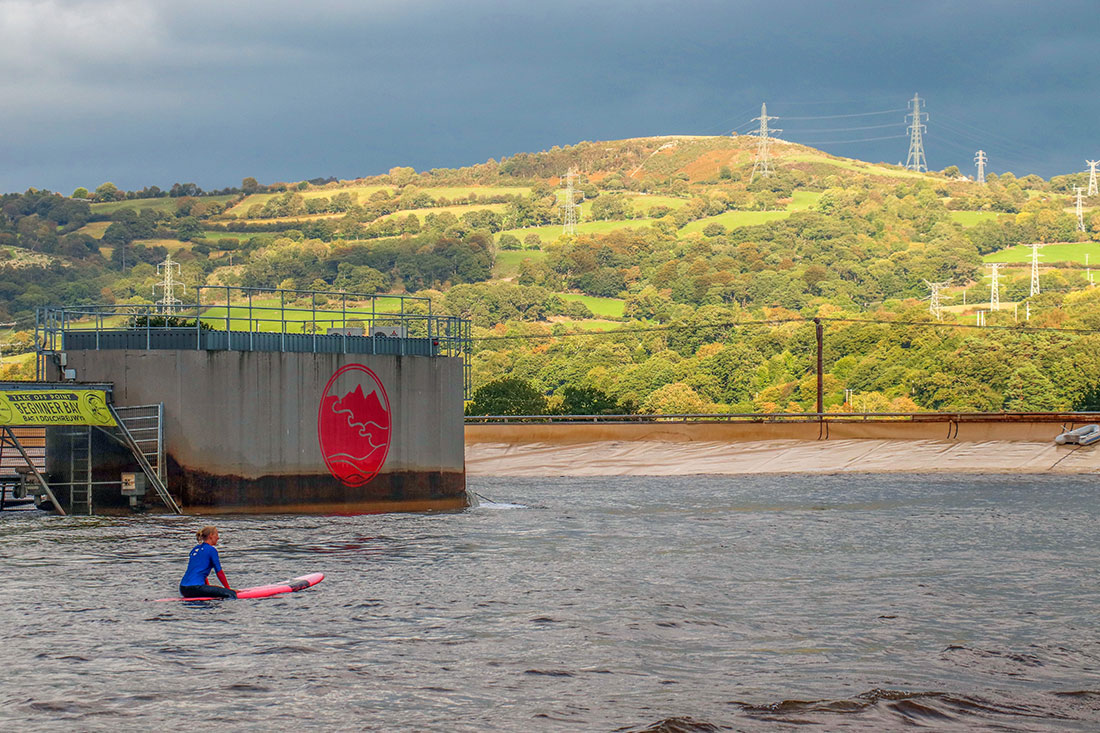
[58,350,467,513]
[465,419,1077,445]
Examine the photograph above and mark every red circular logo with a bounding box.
[317,364,392,487]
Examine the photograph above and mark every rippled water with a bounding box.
[1,474,1098,731]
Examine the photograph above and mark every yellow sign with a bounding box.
[0,390,116,426]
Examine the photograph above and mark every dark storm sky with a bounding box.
[1,0,1097,193]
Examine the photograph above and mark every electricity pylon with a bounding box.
[923,279,951,320]
[1087,160,1099,197]
[154,253,184,313]
[1076,187,1087,232]
[558,168,582,235]
[750,102,781,182]
[1029,243,1042,297]
[988,263,1001,311]
[905,94,928,172]
[974,150,987,184]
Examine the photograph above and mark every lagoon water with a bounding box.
[1,474,1098,731]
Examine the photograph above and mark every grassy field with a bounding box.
[91,195,237,216]
[622,193,690,212]
[498,219,653,244]
[75,221,111,238]
[557,293,625,318]
[548,319,625,332]
[984,241,1100,265]
[787,190,822,210]
[784,153,927,180]
[375,202,509,223]
[198,295,410,332]
[133,238,194,253]
[493,249,548,278]
[950,211,1004,227]
[680,210,790,234]
[224,185,531,217]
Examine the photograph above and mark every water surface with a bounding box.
[1,474,1097,730]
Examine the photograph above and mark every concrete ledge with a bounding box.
[465,420,1100,475]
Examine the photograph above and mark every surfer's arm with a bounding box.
[216,570,232,589]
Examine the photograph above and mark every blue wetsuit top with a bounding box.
[180,543,222,586]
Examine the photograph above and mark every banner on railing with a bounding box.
[0,389,116,426]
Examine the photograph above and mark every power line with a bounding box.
[793,134,909,145]
[777,109,906,120]
[780,122,902,133]
[470,315,1100,344]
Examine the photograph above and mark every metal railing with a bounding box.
[464,411,1100,424]
[36,285,473,395]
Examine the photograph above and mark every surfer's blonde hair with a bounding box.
[196,525,218,542]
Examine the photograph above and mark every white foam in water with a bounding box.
[477,500,526,509]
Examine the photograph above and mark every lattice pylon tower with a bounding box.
[559,168,581,235]
[922,279,951,320]
[974,150,987,184]
[1076,187,1087,232]
[154,253,184,313]
[989,263,1001,311]
[750,102,781,183]
[905,94,928,172]
[1029,243,1042,297]
[1087,160,1099,197]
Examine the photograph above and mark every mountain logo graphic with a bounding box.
[317,364,392,487]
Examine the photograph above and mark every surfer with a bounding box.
[179,526,238,599]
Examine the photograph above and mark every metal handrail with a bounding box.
[464,411,1100,424]
[35,285,472,365]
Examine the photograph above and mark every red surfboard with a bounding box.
[156,572,324,601]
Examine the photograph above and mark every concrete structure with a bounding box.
[465,416,1100,476]
[52,350,467,513]
[36,288,470,514]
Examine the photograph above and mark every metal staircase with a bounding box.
[107,404,180,514]
[114,405,164,482]
[66,427,93,514]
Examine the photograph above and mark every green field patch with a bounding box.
[556,293,625,318]
[549,319,625,331]
[133,238,193,252]
[214,212,344,226]
[499,219,652,244]
[680,209,790,234]
[375,202,509,224]
[225,185,530,217]
[787,190,822,210]
[91,195,236,216]
[76,221,110,239]
[493,249,548,278]
[950,211,1004,227]
[984,241,1100,265]
[197,295,408,333]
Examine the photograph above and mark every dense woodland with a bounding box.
[2,136,1100,414]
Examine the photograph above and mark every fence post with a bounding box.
[814,318,824,417]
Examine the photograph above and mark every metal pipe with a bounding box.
[3,427,65,516]
[814,318,824,417]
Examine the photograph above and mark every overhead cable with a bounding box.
[778,109,906,120]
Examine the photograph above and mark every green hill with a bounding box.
[2,134,1099,409]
